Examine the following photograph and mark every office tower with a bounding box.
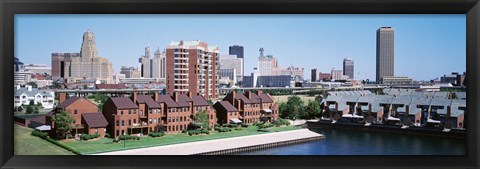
[166,40,219,98]
[120,66,141,78]
[311,69,317,82]
[139,46,152,78]
[343,58,354,79]
[53,30,114,84]
[219,54,243,84]
[376,27,395,83]
[331,69,346,80]
[258,52,277,76]
[229,45,244,80]
[151,47,166,79]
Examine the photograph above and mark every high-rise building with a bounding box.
[258,54,277,76]
[138,46,152,78]
[272,66,304,79]
[311,69,317,82]
[331,69,348,80]
[343,58,354,79]
[151,47,166,79]
[376,27,395,83]
[51,53,79,80]
[219,54,243,84]
[52,30,114,84]
[165,40,219,98]
[229,45,244,81]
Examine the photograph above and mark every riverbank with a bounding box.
[307,120,466,139]
[94,129,324,155]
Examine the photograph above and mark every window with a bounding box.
[116,121,119,126]
[116,130,119,136]
[129,120,131,126]
[134,119,137,124]
[149,119,152,124]
[121,111,124,115]
[95,129,98,134]
[180,125,183,130]
[129,110,131,114]
[150,109,152,114]
[184,116,186,121]
[134,109,136,114]
[154,119,157,124]
[122,120,125,126]
[74,110,77,114]
[168,117,171,122]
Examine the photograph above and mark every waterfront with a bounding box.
[239,128,466,155]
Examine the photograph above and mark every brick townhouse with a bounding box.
[220,90,279,124]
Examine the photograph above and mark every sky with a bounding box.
[15,14,466,81]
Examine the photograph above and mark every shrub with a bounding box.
[241,124,249,128]
[105,133,111,138]
[258,123,274,129]
[45,137,81,154]
[182,130,188,133]
[273,118,291,127]
[119,135,140,140]
[235,128,243,130]
[253,122,263,126]
[214,124,221,128]
[217,127,232,133]
[214,126,221,131]
[149,132,165,138]
[31,130,48,139]
[113,139,120,143]
[80,133,100,141]
[257,129,270,132]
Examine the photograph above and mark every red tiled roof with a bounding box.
[82,112,108,128]
[56,97,83,109]
[249,93,261,103]
[214,101,238,112]
[235,93,253,104]
[191,95,209,106]
[136,95,161,108]
[157,94,179,107]
[110,97,139,109]
[259,93,274,103]
[177,94,192,107]
[30,115,46,124]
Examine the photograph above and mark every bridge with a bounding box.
[218,85,388,95]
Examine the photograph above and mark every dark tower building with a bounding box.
[343,58,354,79]
[311,68,317,82]
[376,27,395,83]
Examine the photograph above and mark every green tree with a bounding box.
[303,100,321,119]
[193,110,209,129]
[26,105,34,114]
[52,110,75,140]
[29,100,35,106]
[34,106,40,114]
[282,95,305,119]
[278,102,288,119]
[207,99,214,106]
[26,82,38,88]
[52,81,61,89]
[36,102,43,108]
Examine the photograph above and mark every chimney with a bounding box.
[16,85,20,90]
[231,90,236,103]
[27,85,32,91]
[245,91,251,99]
[59,93,66,105]
[154,92,159,102]
[173,92,179,102]
[132,92,137,103]
[256,90,263,96]
[405,105,410,118]
[187,92,192,98]
[446,106,452,129]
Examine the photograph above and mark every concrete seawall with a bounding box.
[94,129,324,155]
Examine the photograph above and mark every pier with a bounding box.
[94,129,324,155]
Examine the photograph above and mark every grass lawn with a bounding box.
[62,125,300,154]
[14,124,75,155]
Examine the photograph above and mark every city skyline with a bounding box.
[15,14,466,81]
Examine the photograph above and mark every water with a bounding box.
[239,128,466,155]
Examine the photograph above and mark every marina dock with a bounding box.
[94,129,324,155]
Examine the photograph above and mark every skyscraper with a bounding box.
[52,30,114,84]
[219,54,243,84]
[376,27,395,83]
[311,68,317,82]
[139,45,152,78]
[166,40,219,98]
[229,45,244,81]
[151,47,166,79]
[258,55,277,76]
[343,58,354,79]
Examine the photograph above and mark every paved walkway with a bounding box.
[94,129,324,155]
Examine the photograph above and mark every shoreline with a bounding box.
[93,129,324,155]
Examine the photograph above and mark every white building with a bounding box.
[24,64,52,75]
[152,48,166,79]
[258,55,277,76]
[14,85,54,109]
[331,69,346,80]
[219,54,243,84]
[273,65,305,79]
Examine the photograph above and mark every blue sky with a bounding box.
[15,14,466,81]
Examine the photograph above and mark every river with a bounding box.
[238,128,466,155]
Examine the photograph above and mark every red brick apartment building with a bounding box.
[47,94,109,138]
[103,92,217,138]
[165,40,219,99]
[220,90,279,125]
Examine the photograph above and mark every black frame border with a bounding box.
[1,0,479,169]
